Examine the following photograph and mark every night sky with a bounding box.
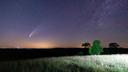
[0,0,128,48]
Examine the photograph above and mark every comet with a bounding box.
[29,29,37,38]
[28,25,41,38]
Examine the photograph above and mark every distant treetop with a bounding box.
[82,42,91,48]
[109,43,120,48]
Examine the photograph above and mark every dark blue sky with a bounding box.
[0,0,128,48]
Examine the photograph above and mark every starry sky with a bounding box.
[0,0,128,48]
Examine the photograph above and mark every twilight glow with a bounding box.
[0,0,128,48]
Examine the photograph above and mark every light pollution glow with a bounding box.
[0,0,128,48]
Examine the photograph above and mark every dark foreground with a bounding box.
[0,48,128,61]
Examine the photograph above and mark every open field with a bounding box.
[0,48,128,72]
[0,54,128,72]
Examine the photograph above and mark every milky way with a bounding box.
[0,0,128,48]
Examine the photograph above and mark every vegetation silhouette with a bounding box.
[82,42,91,48]
[109,43,120,48]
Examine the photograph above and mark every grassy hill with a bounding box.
[0,54,128,72]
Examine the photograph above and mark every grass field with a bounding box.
[0,54,128,72]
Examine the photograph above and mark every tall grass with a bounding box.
[0,55,128,72]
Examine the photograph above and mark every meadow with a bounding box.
[0,54,128,72]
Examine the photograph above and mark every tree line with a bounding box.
[82,41,120,48]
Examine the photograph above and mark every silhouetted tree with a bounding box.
[89,40,103,55]
[82,42,91,48]
[109,43,120,48]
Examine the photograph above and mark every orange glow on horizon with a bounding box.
[0,40,127,48]
[24,42,57,48]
